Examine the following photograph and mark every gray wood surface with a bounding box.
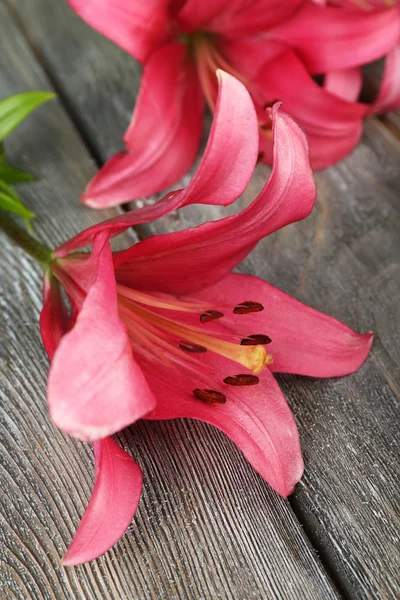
[0,3,350,600]
[8,3,400,598]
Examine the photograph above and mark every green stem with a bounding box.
[0,209,52,265]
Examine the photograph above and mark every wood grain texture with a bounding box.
[160,122,400,600]
[0,3,343,600]
[8,2,400,598]
[160,123,400,599]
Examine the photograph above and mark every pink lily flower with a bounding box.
[67,0,400,208]
[315,0,400,113]
[40,74,372,565]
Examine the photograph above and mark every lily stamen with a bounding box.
[120,307,199,369]
[119,295,272,375]
[223,374,260,386]
[233,301,264,314]
[241,334,272,346]
[117,284,210,313]
[179,341,207,353]
[200,310,224,323]
[193,389,227,405]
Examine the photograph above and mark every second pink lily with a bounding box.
[40,73,373,565]
[68,0,400,207]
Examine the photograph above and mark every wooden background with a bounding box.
[1,1,399,598]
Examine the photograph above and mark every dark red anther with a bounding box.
[223,374,259,387]
[179,341,207,353]
[240,334,272,346]
[233,301,264,314]
[200,310,223,323]
[193,389,227,405]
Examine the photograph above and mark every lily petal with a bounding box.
[217,37,287,81]
[55,71,258,255]
[140,352,303,497]
[258,124,363,171]
[300,125,363,170]
[67,0,170,63]
[40,270,70,359]
[185,274,373,378]
[62,437,142,566]
[178,0,303,35]
[48,232,156,441]
[324,68,363,102]
[82,42,204,208]
[114,104,315,295]
[254,50,366,168]
[175,69,258,209]
[270,4,400,73]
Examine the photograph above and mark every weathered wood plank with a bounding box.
[8,2,400,598]
[0,3,342,600]
[289,120,400,599]
[169,121,400,599]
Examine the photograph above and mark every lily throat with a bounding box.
[116,284,273,405]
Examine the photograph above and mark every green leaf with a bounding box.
[0,179,35,221]
[0,91,55,142]
[0,163,36,184]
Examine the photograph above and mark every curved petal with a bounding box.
[139,352,303,497]
[40,270,70,359]
[177,0,241,31]
[270,4,400,73]
[217,37,288,81]
[82,42,204,208]
[55,71,257,255]
[371,40,400,113]
[306,125,363,169]
[324,68,363,102]
[66,0,170,63]
[253,50,367,168]
[215,0,304,36]
[253,51,367,132]
[114,104,316,295]
[184,274,373,378]
[259,123,363,171]
[48,232,156,441]
[174,69,258,209]
[178,0,303,35]
[62,437,142,566]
